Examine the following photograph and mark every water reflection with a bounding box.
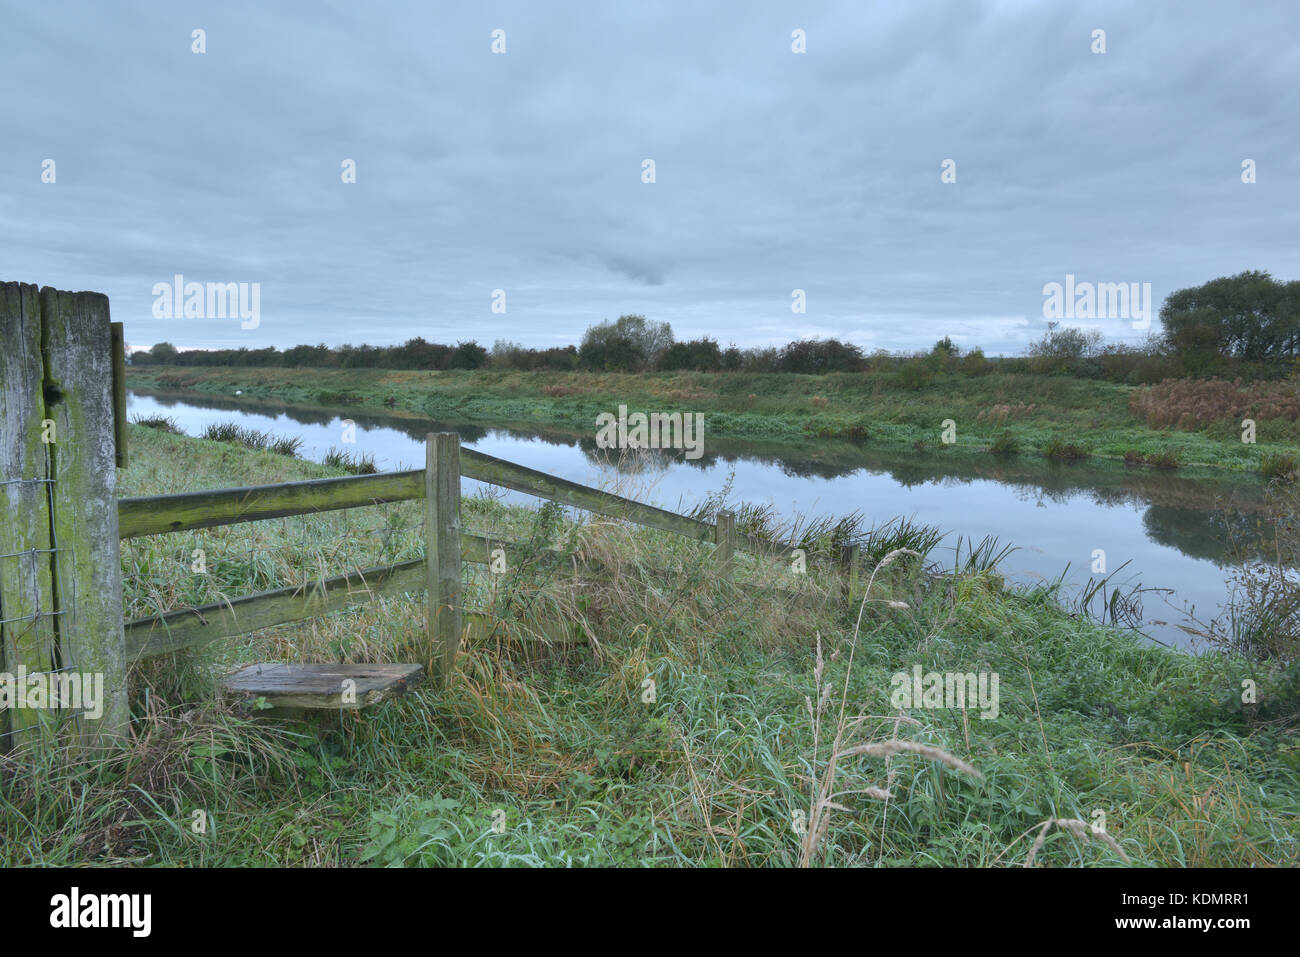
[135,387,1269,568]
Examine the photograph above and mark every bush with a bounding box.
[1261,452,1299,481]
[989,432,1019,454]
[1042,436,1089,461]
[657,337,722,372]
[773,338,866,374]
[1147,447,1183,470]
[893,362,932,391]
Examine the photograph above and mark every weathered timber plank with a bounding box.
[117,469,424,538]
[0,282,58,746]
[40,287,129,742]
[459,446,714,541]
[223,662,423,710]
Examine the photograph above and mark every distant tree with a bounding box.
[579,314,674,371]
[450,340,488,369]
[1026,324,1103,374]
[282,343,335,367]
[931,336,960,358]
[146,341,179,365]
[657,337,722,372]
[773,338,866,374]
[1160,271,1300,366]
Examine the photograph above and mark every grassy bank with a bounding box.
[1,425,1296,866]
[127,366,1300,475]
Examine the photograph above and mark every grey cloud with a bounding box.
[1,0,1296,354]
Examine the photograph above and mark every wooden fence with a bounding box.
[1,282,852,750]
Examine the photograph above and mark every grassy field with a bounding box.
[127,366,1300,474]
[1,424,1296,866]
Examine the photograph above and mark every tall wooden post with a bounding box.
[714,510,735,573]
[0,283,58,750]
[0,283,129,751]
[425,433,462,689]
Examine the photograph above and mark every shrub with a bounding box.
[1260,452,1299,481]
[1042,437,1089,461]
[989,432,1019,454]
[1147,448,1183,470]
[894,362,932,391]
[130,414,182,434]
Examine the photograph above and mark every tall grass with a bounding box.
[3,424,1295,868]
[201,421,303,457]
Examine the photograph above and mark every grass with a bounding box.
[1042,436,1090,462]
[1261,452,1299,481]
[990,431,1020,455]
[126,365,1300,474]
[1,424,1295,867]
[321,447,379,474]
[201,421,303,457]
[130,413,183,434]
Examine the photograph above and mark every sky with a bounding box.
[2,0,1297,355]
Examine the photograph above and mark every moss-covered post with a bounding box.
[0,283,59,750]
[425,433,462,689]
[714,510,735,573]
[0,284,128,752]
[40,287,130,745]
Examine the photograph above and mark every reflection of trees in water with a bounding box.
[1142,506,1268,565]
[136,388,1271,568]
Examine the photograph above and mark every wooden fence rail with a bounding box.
[4,282,852,751]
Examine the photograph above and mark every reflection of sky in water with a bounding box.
[128,392,1246,650]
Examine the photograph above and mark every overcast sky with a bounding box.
[3,0,1297,355]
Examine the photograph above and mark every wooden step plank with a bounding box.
[223,663,423,710]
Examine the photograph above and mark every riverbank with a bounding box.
[127,366,1299,474]
[3,424,1295,866]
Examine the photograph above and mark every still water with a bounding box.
[127,389,1274,651]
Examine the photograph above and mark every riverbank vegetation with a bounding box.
[2,425,1295,866]
[128,362,1299,475]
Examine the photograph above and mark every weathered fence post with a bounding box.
[0,283,129,752]
[1,283,58,751]
[840,543,861,605]
[714,510,735,572]
[110,321,127,468]
[425,433,462,689]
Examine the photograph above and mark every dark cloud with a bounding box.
[2,0,1296,355]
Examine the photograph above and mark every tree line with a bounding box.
[133,271,1299,382]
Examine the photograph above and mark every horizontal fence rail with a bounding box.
[117,470,424,539]
[125,533,496,659]
[117,446,798,558]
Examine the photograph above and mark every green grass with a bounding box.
[1,425,1295,867]
[127,365,1300,474]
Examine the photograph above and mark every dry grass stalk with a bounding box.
[1024,817,1131,867]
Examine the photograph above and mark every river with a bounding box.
[127,389,1276,651]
